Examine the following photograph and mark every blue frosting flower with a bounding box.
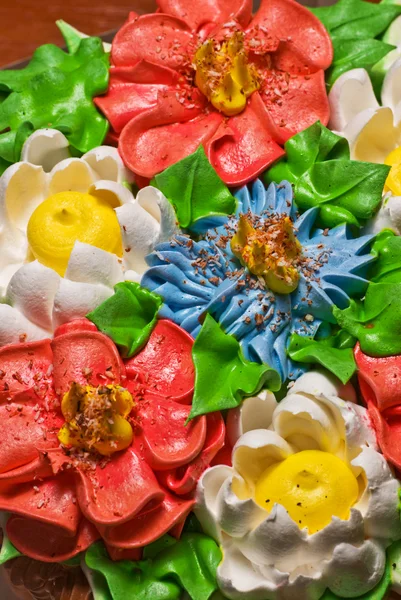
[142,180,374,381]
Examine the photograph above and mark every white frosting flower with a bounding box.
[196,371,401,600]
[0,128,177,294]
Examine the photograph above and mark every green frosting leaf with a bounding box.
[151,146,236,231]
[287,329,357,384]
[0,529,21,565]
[328,38,396,88]
[57,20,93,54]
[0,36,109,174]
[264,122,389,229]
[87,282,163,358]
[334,231,401,357]
[310,0,401,90]
[85,533,222,600]
[369,230,401,283]
[334,282,401,357]
[188,314,281,421]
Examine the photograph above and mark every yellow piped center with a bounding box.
[27,191,123,276]
[58,383,134,456]
[230,214,302,294]
[255,450,359,534]
[194,31,260,117]
[385,146,401,195]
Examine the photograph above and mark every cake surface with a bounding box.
[2,1,401,599]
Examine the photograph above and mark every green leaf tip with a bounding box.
[188,313,281,421]
[264,121,388,229]
[287,330,357,385]
[152,145,236,231]
[87,281,163,358]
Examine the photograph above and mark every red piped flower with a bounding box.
[95,0,332,186]
[0,318,224,562]
[355,343,401,471]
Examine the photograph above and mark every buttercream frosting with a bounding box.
[196,370,401,600]
[142,179,374,381]
[0,130,178,347]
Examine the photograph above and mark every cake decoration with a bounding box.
[188,313,280,420]
[309,0,401,89]
[142,179,374,381]
[196,370,401,599]
[152,145,236,231]
[264,121,389,229]
[95,0,332,186]
[0,318,224,562]
[0,37,109,175]
[87,281,162,357]
[287,327,357,384]
[84,532,221,600]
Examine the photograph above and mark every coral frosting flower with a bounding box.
[95,0,332,186]
[196,371,401,600]
[0,318,224,562]
[355,344,401,473]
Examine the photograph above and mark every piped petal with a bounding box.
[137,394,207,470]
[47,158,98,196]
[111,14,193,70]
[51,323,125,394]
[21,129,70,173]
[7,515,99,563]
[205,93,285,186]
[74,447,165,526]
[81,145,133,183]
[7,261,61,331]
[329,69,380,134]
[0,304,48,348]
[157,412,225,495]
[100,489,194,548]
[250,0,333,71]
[119,91,222,179]
[157,0,252,31]
[95,62,181,134]
[125,319,194,403]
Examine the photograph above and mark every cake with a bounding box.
[1,0,401,599]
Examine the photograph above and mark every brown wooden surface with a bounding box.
[0,0,157,67]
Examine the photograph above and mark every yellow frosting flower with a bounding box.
[194,32,260,117]
[58,383,134,456]
[385,145,401,196]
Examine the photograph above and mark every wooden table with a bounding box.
[0,0,157,67]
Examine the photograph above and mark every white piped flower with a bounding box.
[196,371,401,600]
[0,129,177,295]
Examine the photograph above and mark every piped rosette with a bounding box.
[196,371,401,600]
[0,318,224,562]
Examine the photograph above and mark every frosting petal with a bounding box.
[21,128,70,172]
[157,0,252,31]
[47,157,98,195]
[65,241,123,288]
[382,56,401,125]
[116,186,177,274]
[7,261,61,331]
[227,390,277,447]
[0,304,48,346]
[81,145,133,183]
[53,279,114,328]
[329,68,379,133]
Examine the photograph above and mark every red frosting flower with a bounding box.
[0,318,224,562]
[355,343,401,471]
[95,0,332,186]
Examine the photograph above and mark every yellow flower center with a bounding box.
[27,191,123,276]
[230,214,302,294]
[255,450,359,534]
[385,146,401,196]
[58,383,134,456]
[194,31,260,117]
